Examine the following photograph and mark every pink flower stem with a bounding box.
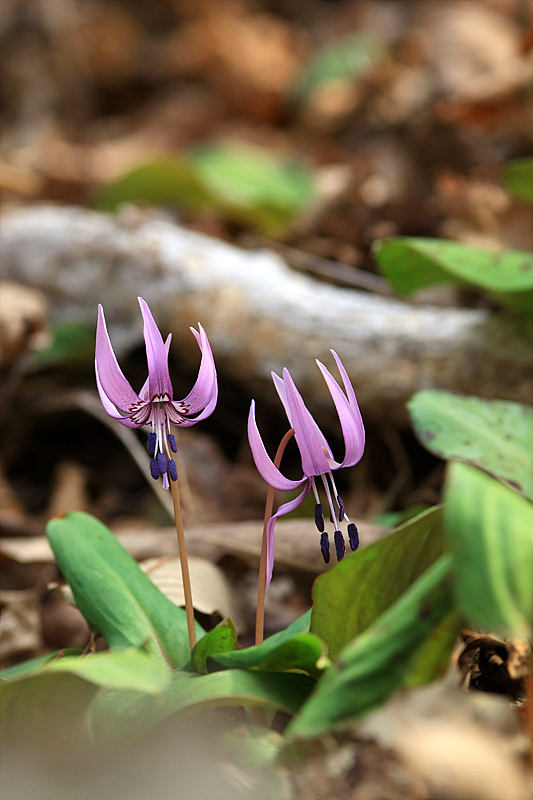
[167,434,197,654]
[255,428,295,647]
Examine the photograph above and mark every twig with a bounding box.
[242,235,394,296]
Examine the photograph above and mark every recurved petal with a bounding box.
[264,482,311,587]
[248,401,307,493]
[95,305,141,413]
[274,369,334,463]
[138,297,173,400]
[169,381,217,427]
[176,324,218,415]
[330,351,365,443]
[316,359,365,468]
[139,334,172,401]
[95,369,142,428]
[282,369,331,477]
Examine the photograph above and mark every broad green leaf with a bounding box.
[47,512,204,668]
[0,648,81,680]
[192,618,238,674]
[288,555,454,738]
[264,608,311,646]
[374,237,533,310]
[0,671,97,750]
[409,391,533,501]
[92,669,315,744]
[294,32,383,100]
[213,634,327,678]
[197,610,321,677]
[185,610,314,673]
[445,462,533,639]
[503,156,533,204]
[44,650,170,695]
[311,506,445,660]
[405,607,464,687]
[191,144,314,235]
[95,157,212,213]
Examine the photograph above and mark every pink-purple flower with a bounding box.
[248,351,365,586]
[96,297,217,489]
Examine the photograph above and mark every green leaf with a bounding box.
[503,156,533,204]
[92,669,315,744]
[32,322,95,368]
[294,32,383,100]
[192,618,238,674]
[0,651,169,752]
[95,157,212,213]
[405,607,464,687]
[195,610,321,677]
[44,649,171,695]
[0,648,82,680]
[0,671,98,750]
[46,511,204,668]
[409,391,533,501]
[263,608,311,646]
[191,144,314,235]
[444,461,533,639]
[213,634,327,678]
[311,506,446,660]
[374,237,533,311]
[288,555,454,738]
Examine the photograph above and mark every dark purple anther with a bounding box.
[150,458,160,480]
[148,432,157,455]
[157,452,167,474]
[314,503,325,532]
[347,522,359,551]
[320,532,330,564]
[167,434,177,453]
[337,495,345,521]
[334,530,345,561]
[168,459,178,481]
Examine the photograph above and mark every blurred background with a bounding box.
[1,0,532,666]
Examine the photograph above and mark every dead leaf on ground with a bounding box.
[0,282,49,367]
[140,555,245,633]
[0,588,41,662]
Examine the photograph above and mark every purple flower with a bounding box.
[248,351,364,586]
[96,297,217,488]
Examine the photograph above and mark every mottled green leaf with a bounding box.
[445,462,533,639]
[311,506,445,660]
[374,237,533,312]
[288,555,454,738]
[47,511,204,668]
[409,391,533,501]
[503,156,533,204]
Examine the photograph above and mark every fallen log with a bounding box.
[1,204,531,422]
